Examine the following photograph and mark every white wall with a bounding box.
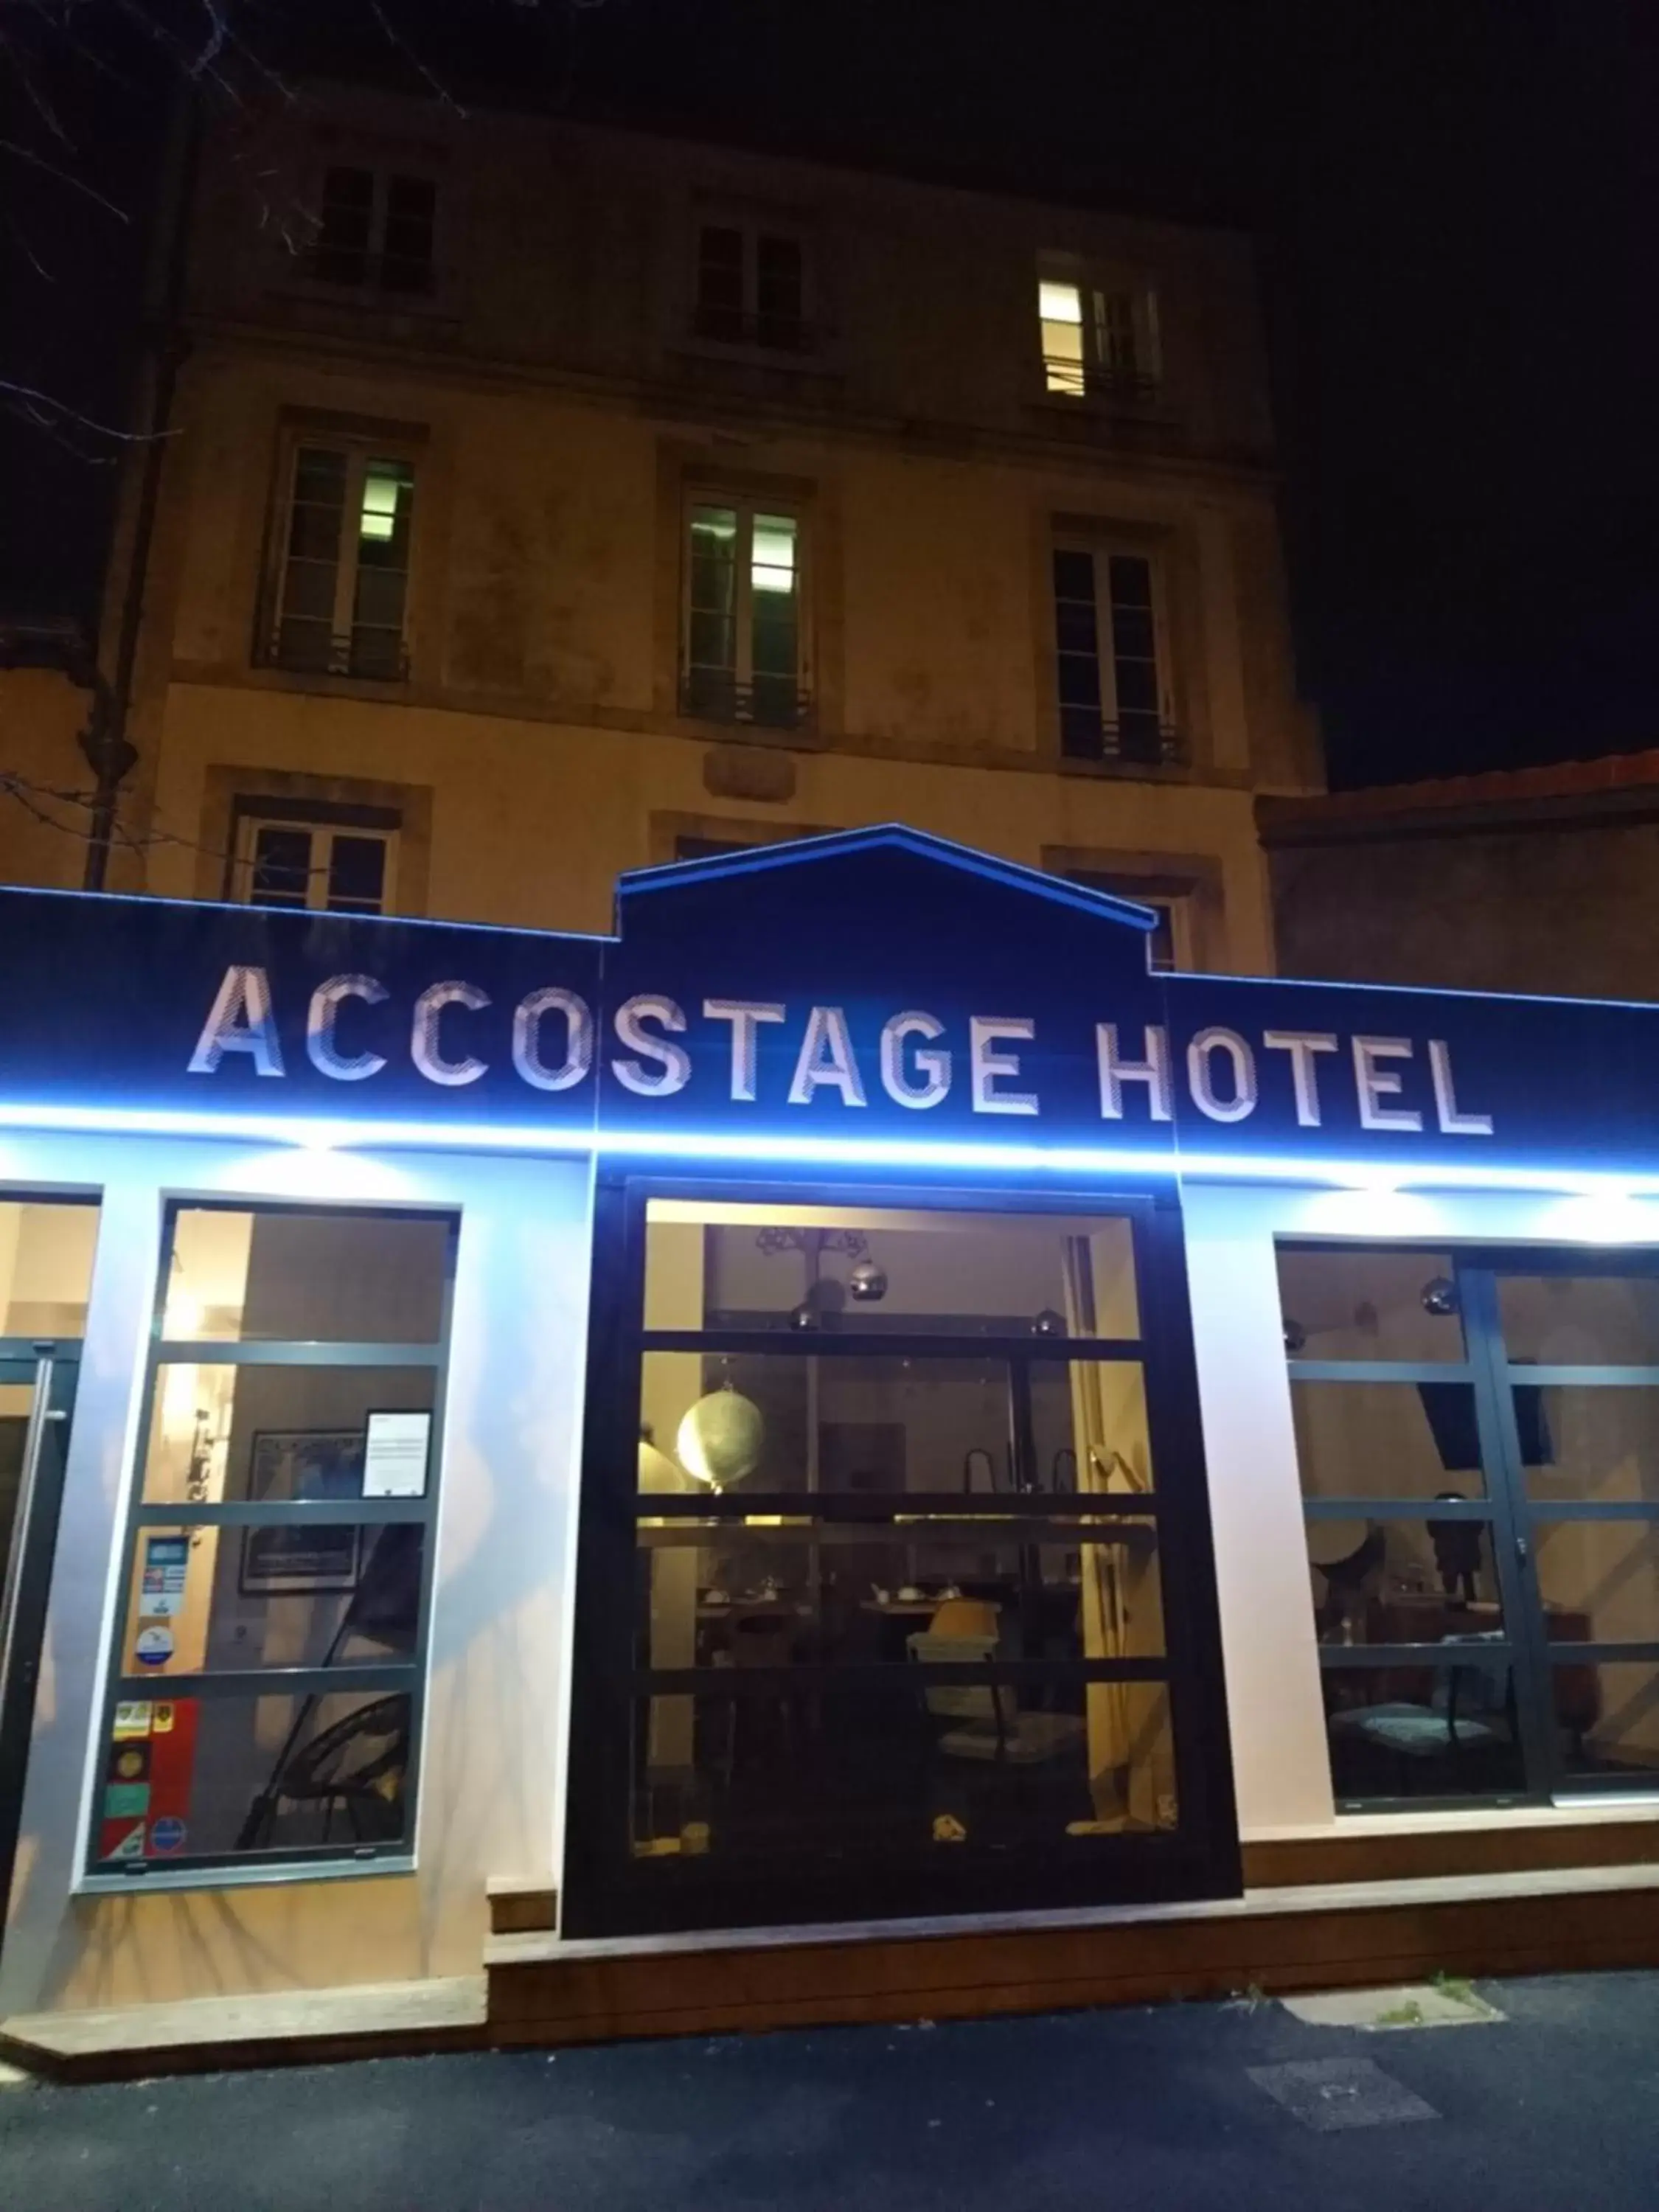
[1180,1176,1659,1839]
[0,1130,593,2016]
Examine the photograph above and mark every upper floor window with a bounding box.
[1063,869,1191,973]
[231,808,397,917]
[1052,543,1178,768]
[693,222,809,352]
[263,442,416,681]
[681,499,807,730]
[1039,274,1161,400]
[314,166,437,294]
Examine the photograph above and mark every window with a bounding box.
[1038,275,1161,400]
[564,1189,1239,1937]
[1052,546,1177,766]
[1281,1244,1659,1810]
[265,444,415,680]
[230,810,397,917]
[313,166,437,293]
[86,1205,456,1879]
[681,500,807,728]
[693,222,808,351]
[1063,870,1191,973]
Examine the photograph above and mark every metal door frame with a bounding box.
[0,1339,80,1952]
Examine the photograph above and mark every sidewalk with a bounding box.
[2,1969,1655,2211]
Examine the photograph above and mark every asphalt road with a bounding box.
[3,1971,1658,2211]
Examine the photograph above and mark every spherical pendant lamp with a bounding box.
[676,1386,764,1490]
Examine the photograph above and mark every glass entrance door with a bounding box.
[1282,1245,1659,1807]
[0,1343,80,1943]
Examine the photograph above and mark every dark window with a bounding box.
[1052,547,1175,766]
[313,167,435,294]
[315,167,375,286]
[238,817,395,916]
[693,224,807,351]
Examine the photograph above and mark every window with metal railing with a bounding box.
[681,500,810,731]
[1038,276,1161,403]
[262,443,416,681]
[1051,546,1180,768]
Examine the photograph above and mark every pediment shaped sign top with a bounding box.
[602,825,1169,1139]
[613,824,1160,983]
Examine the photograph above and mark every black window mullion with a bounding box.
[635,1657,1170,1698]
[639,1326,1147,1361]
[630,1489,1164,1522]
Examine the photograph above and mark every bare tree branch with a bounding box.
[0,133,129,221]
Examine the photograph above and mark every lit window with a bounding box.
[692,221,808,350]
[1039,271,1161,399]
[1052,545,1176,766]
[313,166,436,294]
[682,500,807,728]
[232,813,397,917]
[265,445,416,681]
[86,1204,456,1879]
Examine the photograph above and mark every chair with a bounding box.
[259,1694,409,1846]
[1328,1630,1512,1795]
[907,1630,1008,1753]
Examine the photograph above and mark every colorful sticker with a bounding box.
[97,1820,147,1861]
[151,1703,175,1735]
[148,1816,187,1856]
[113,1701,153,1739]
[133,1625,174,1669]
[139,1534,190,1619]
[108,1742,150,1784]
[103,1781,151,1819]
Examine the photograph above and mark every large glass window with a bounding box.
[1281,1244,1659,1808]
[681,500,807,729]
[86,1204,455,1879]
[568,1191,1231,1937]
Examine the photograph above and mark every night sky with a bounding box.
[2,0,1653,789]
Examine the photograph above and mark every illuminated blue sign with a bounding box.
[0,826,1650,1187]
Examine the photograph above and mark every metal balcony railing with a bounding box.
[265,622,411,684]
[680,669,811,731]
[1042,356,1162,406]
[689,305,817,354]
[1060,712,1184,769]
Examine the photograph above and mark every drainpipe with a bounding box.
[80,91,200,892]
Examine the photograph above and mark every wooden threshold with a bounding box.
[1243,1809,1659,1889]
[487,1863,1659,2048]
[0,1974,488,2085]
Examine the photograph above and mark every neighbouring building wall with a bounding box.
[0,669,94,894]
[1264,776,1659,999]
[0,1136,593,2017]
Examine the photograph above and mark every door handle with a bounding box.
[1515,1534,1531,1567]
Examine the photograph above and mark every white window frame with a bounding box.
[1052,537,1178,763]
[230,813,400,917]
[1062,869,1195,973]
[1038,267,1162,399]
[310,161,439,294]
[264,434,418,681]
[689,212,814,351]
[680,493,811,727]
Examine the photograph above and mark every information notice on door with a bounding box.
[363,1410,432,1498]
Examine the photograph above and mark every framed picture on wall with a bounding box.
[240,1427,365,1596]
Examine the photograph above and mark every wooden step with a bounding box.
[1243,1810,1659,1890]
[487,1876,560,1936]
[485,1863,1659,2048]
